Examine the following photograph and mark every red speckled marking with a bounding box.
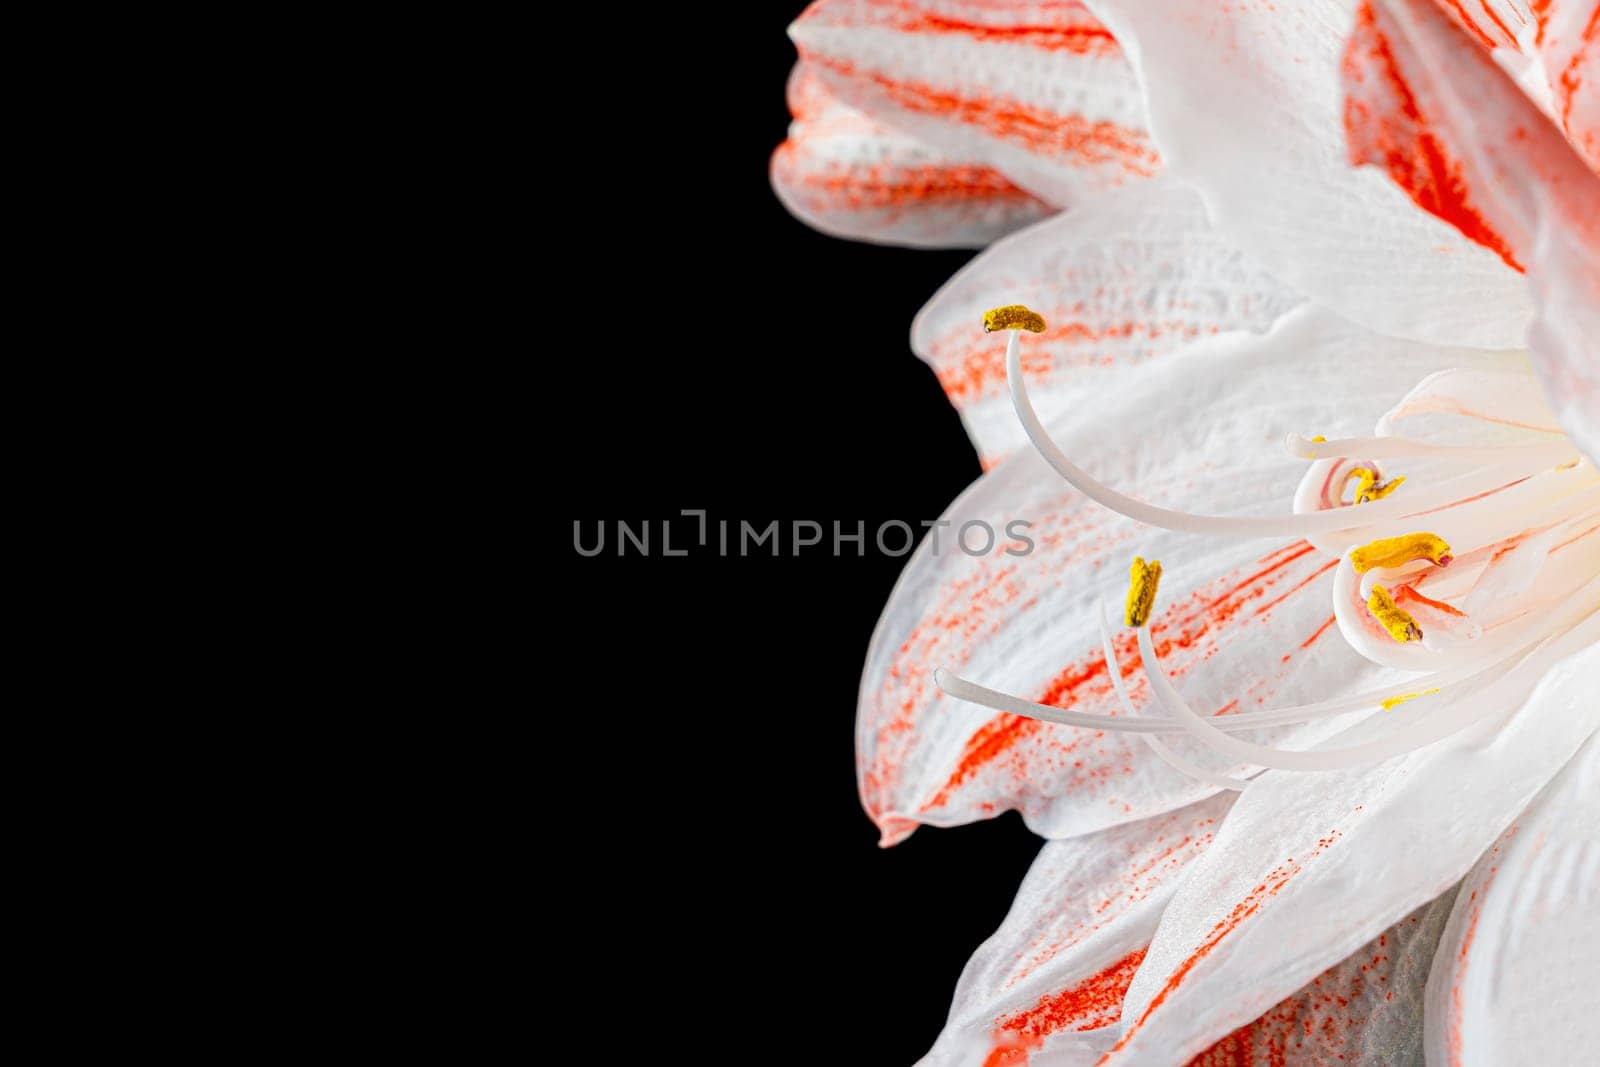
[1185,901,1436,1066]
[864,558,1028,838]
[998,948,1147,1038]
[1343,1,1524,270]
[1099,831,1346,1062]
[921,713,1046,811]
[916,542,1323,814]
[1003,804,1226,990]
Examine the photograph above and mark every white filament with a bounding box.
[930,329,1600,781]
[1139,592,1599,772]
[1096,602,1257,791]
[1005,332,1555,539]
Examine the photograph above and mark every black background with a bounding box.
[549,5,1042,1061]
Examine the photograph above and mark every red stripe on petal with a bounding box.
[1186,893,1449,1066]
[1102,830,1348,1064]
[915,542,1328,816]
[1556,9,1598,142]
[1103,860,1309,1061]
[805,54,1159,175]
[799,0,1121,55]
[997,947,1148,1039]
[1343,2,1524,271]
[1435,0,1518,49]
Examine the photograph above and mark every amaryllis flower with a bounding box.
[773,1,1598,1063]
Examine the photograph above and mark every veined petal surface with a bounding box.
[1422,731,1600,1067]
[1184,891,1457,1067]
[920,796,1234,1066]
[910,180,1303,467]
[773,61,1054,248]
[789,0,1158,207]
[1085,0,1534,349]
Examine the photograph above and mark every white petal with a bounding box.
[1085,0,1534,349]
[1423,730,1600,1066]
[1345,0,1600,462]
[858,305,1523,846]
[1374,365,1564,443]
[1100,642,1600,1063]
[771,61,1053,248]
[1185,890,1456,1066]
[910,180,1304,466]
[920,795,1234,1066]
[789,0,1157,207]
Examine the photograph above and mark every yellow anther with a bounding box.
[1310,435,1327,443]
[982,304,1048,333]
[1381,687,1440,712]
[1345,467,1407,504]
[1367,585,1423,643]
[1349,532,1452,573]
[1125,556,1162,627]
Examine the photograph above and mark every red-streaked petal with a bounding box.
[920,796,1234,1066]
[771,61,1054,248]
[1540,1,1600,173]
[910,180,1303,467]
[1426,0,1600,175]
[1430,0,1526,51]
[1185,891,1456,1066]
[859,306,1523,847]
[1345,0,1600,465]
[1086,0,1533,350]
[1423,733,1600,1067]
[1099,643,1600,1064]
[789,0,1158,207]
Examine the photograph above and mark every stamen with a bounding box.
[1134,602,1599,772]
[1004,330,1552,538]
[982,304,1047,333]
[1350,532,1453,573]
[934,604,1568,736]
[1346,467,1406,504]
[1125,557,1162,627]
[1381,688,1440,712]
[1367,585,1423,643]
